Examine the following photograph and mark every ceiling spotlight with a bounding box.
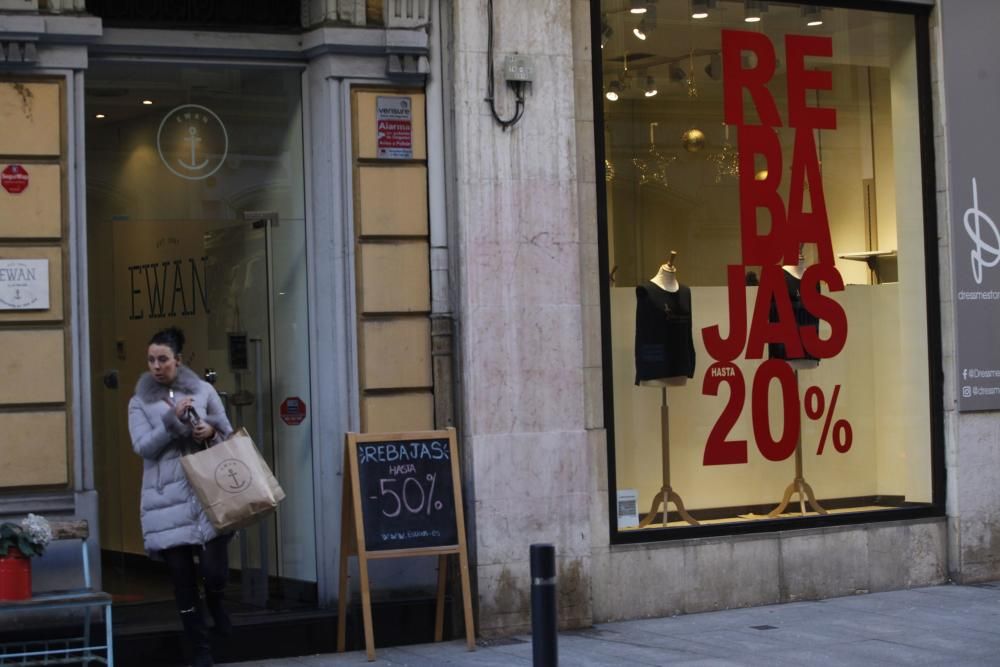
[633,6,656,40]
[601,17,613,48]
[691,0,717,19]
[142,99,153,105]
[644,76,658,98]
[668,63,687,82]
[633,19,648,40]
[95,113,106,119]
[704,53,722,80]
[744,0,765,23]
[606,80,623,102]
[802,6,823,26]
[629,0,648,14]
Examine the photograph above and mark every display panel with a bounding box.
[598,1,937,533]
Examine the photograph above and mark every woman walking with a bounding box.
[128,326,233,667]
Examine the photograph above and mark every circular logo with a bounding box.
[214,458,252,494]
[156,104,229,181]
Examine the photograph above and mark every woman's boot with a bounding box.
[179,605,214,667]
[205,587,232,636]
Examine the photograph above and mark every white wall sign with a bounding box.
[0,259,49,310]
[943,1,1000,411]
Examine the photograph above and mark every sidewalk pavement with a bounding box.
[231,581,1000,666]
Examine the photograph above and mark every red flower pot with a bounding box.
[0,547,31,600]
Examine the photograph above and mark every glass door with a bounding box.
[86,63,316,615]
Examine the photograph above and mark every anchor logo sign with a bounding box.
[157,104,229,181]
[214,458,253,494]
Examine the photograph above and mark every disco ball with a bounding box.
[681,128,706,153]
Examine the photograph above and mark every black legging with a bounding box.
[161,534,230,612]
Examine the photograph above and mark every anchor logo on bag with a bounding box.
[214,458,253,493]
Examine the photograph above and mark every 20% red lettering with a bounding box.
[377,473,445,518]
[703,361,853,464]
[751,362,853,460]
[803,384,852,454]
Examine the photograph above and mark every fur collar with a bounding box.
[134,365,203,403]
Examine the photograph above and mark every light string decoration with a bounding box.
[686,49,699,98]
[632,121,676,187]
[708,123,739,183]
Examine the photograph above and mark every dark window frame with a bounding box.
[590,0,945,545]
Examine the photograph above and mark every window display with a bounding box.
[598,1,938,533]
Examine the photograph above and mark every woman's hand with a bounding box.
[174,397,194,420]
[192,422,216,443]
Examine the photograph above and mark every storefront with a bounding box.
[0,1,451,660]
[3,0,1000,657]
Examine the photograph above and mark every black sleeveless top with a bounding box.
[634,282,696,384]
[768,269,820,363]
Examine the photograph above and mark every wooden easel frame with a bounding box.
[336,427,476,661]
[638,387,699,527]
[768,369,828,518]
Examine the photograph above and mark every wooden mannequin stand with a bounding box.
[767,370,828,518]
[638,386,699,527]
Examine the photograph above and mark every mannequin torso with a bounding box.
[778,259,818,369]
[650,265,679,293]
[635,262,693,386]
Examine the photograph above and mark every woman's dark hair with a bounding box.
[148,326,185,356]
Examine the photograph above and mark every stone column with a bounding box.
[450,0,594,636]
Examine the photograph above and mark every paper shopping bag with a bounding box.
[180,428,286,532]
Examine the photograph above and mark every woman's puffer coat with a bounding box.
[128,365,234,555]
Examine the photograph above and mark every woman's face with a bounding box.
[147,343,181,385]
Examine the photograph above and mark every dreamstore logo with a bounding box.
[964,178,1000,285]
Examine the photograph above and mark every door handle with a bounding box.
[102,369,119,390]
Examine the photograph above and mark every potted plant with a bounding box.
[0,513,52,600]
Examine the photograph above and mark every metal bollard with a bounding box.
[530,543,558,667]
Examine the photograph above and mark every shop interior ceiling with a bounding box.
[85,66,289,124]
[601,0,892,103]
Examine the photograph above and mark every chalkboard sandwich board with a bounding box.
[355,433,458,551]
[337,427,475,661]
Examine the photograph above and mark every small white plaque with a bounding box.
[0,259,49,310]
[616,489,639,529]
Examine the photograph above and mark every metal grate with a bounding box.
[0,636,109,665]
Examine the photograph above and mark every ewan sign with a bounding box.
[0,259,49,310]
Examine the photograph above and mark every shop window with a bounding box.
[597,1,940,537]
